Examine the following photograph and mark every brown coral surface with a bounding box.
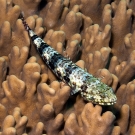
[0,0,135,135]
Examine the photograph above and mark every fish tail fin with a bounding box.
[19,13,31,31]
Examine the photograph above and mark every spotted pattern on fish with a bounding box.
[21,17,117,105]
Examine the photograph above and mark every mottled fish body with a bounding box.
[21,18,117,105]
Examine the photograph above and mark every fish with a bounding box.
[21,17,117,105]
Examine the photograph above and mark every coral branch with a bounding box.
[42,0,64,30]
[81,24,111,61]
[60,10,82,40]
[113,50,135,84]
[84,47,111,74]
[111,0,132,61]
[111,126,121,135]
[40,104,64,135]
[0,0,20,28]
[0,57,7,99]
[0,107,27,135]
[116,104,129,134]
[64,103,115,135]
[8,46,29,78]
[13,0,41,17]
[115,80,135,133]
[28,122,44,135]
[80,0,111,25]
[37,81,71,114]
[21,61,41,97]
[0,19,30,56]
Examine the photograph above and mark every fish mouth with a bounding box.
[91,96,117,105]
[84,98,116,105]
[80,92,117,106]
[91,100,116,105]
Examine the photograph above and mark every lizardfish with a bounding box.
[21,17,117,105]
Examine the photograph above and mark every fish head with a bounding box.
[80,79,117,105]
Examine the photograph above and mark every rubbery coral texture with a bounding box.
[0,0,135,134]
